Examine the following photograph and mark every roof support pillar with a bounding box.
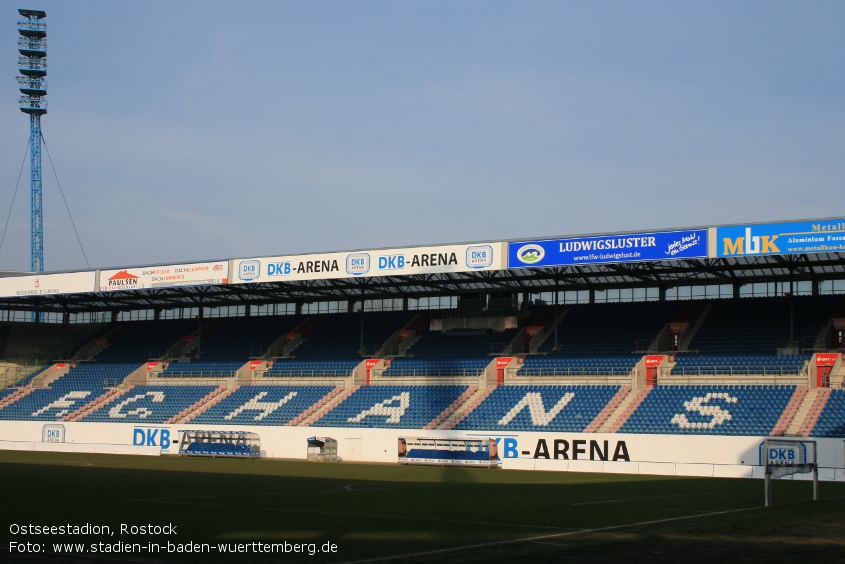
[553,280,559,350]
[359,285,366,355]
[196,295,204,360]
[60,308,69,359]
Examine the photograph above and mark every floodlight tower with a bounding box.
[17,9,47,272]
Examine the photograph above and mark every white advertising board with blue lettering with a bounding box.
[508,229,707,268]
[716,219,845,258]
[232,242,505,284]
[0,421,843,475]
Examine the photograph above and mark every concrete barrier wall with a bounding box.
[0,421,842,481]
[0,439,160,456]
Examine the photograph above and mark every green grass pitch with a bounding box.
[1,451,844,563]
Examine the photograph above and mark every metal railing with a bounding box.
[373,369,483,378]
[633,339,657,353]
[261,370,351,378]
[518,368,636,378]
[506,375,633,386]
[489,342,515,355]
[664,366,805,377]
[371,376,482,386]
[256,377,349,387]
[439,309,517,320]
[378,344,401,357]
[1,362,46,389]
[658,374,807,386]
[152,371,236,379]
[357,345,387,357]
[775,336,816,351]
[148,349,166,360]
[147,378,233,387]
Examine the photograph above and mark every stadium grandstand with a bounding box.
[0,217,843,477]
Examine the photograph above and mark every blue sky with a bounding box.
[1,1,843,272]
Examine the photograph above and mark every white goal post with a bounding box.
[763,438,818,506]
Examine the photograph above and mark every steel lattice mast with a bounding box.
[17,9,47,273]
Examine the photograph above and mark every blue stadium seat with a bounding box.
[192,385,335,426]
[0,363,141,421]
[620,385,795,436]
[312,385,467,429]
[80,385,217,424]
[454,385,620,432]
[810,390,845,437]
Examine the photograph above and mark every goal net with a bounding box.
[763,438,818,505]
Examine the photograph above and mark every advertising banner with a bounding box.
[508,229,707,269]
[815,353,839,366]
[716,218,845,258]
[99,261,229,291]
[0,271,96,298]
[397,330,413,342]
[1,419,844,476]
[232,242,504,285]
[669,323,689,335]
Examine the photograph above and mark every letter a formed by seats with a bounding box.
[347,392,410,424]
[497,392,575,426]
[224,391,297,421]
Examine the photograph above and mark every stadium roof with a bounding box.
[1,216,843,313]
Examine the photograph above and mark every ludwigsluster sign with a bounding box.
[509,229,707,268]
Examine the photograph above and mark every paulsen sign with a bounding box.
[99,261,229,291]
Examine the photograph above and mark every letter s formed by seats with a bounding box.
[670,393,737,429]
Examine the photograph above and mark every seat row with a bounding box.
[1,370,842,437]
